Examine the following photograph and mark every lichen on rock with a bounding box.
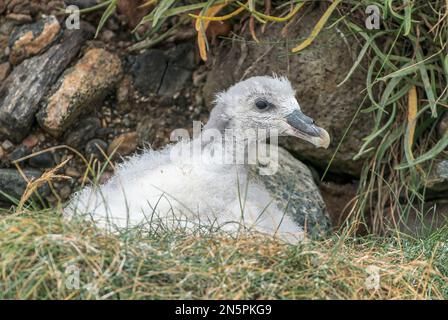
[8,15,61,65]
[37,48,123,136]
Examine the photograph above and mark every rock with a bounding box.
[203,6,369,176]
[64,117,101,148]
[8,15,61,65]
[85,138,108,160]
[437,112,448,139]
[427,160,448,197]
[319,181,358,228]
[108,132,138,158]
[0,26,93,142]
[130,50,165,95]
[65,166,81,178]
[64,0,98,9]
[22,134,39,149]
[251,146,331,238]
[1,139,14,152]
[59,185,72,199]
[4,1,42,16]
[28,152,55,169]
[36,48,122,136]
[8,145,30,162]
[0,168,49,203]
[116,75,132,112]
[0,62,11,84]
[130,43,195,97]
[99,29,115,42]
[6,13,33,24]
[0,19,15,61]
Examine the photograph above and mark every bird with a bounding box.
[64,75,330,242]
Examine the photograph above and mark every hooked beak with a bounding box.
[284,110,330,149]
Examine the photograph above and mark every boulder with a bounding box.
[130,43,196,97]
[203,5,371,176]
[251,146,331,238]
[8,15,61,65]
[427,160,448,197]
[0,26,93,142]
[36,48,122,136]
[0,168,49,203]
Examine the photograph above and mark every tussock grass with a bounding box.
[82,0,448,233]
[2,0,443,300]
[0,209,447,299]
[336,0,448,234]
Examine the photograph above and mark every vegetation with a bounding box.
[86,0,448,233]
[1,0,446,299]
[0,209,447,299]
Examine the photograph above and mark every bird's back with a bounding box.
[64,141,303,242]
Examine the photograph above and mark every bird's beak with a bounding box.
[284,110,330,149]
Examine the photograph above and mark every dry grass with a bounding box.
[1,0,444,300]
[0,209,446,299]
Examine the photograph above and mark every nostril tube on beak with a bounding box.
[286,110,319,137]
[285,110,331,149]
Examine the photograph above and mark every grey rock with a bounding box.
[130,50,165,95]
[8,145,30,162]
[130,43,195,97]
[250,146,331,238]
[8,15,61,65]
[64,117,101,148]
[36,48,122,136]
[28,152,55,169]
[160,43,196,96]
[0,26,93,142]
[85,139,108,160]
[0,168,49,203]
[427,160,448,197]
[203,6,370,176]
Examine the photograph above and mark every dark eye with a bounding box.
[255,99,269,110]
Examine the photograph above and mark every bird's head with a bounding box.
[205,75,330,148]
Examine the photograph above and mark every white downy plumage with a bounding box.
[65,76,330,242]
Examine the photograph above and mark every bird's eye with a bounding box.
[255,100,269,110]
